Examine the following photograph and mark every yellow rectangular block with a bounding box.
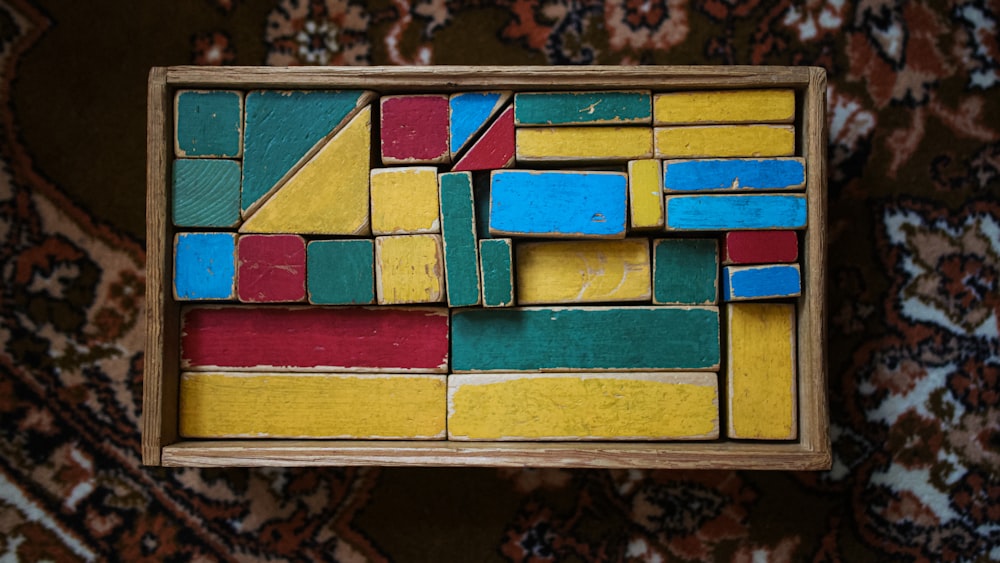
[179,372,446,438]
[727,303,797,440]
[516,127,653,162]
[654,89,795,124]
[628,159,664,230]
[370,167,440,234]
[375,234,444,304]
[448,372,719,440]
[655,125,795,158]
[516,239,651,304]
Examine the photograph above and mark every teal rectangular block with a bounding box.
[173,159,241,227]
[664,194,807,231]
[653,239,718,305]
[174,90,243,158]
[479,239,514,307]
[174,233,236,300]
[723,264,801,301]
[514,91,652,125]
[439,172,482,307]
[307,239,375,305]
[451,306,720,372]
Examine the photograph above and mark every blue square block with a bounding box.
[174,233,236,300]
[174,90,243,158]
[307,240,374,304]
[172,159,241,227]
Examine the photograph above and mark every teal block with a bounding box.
[307,240,375,305]
[439,172,481,307]
[174,233,236,300]
[514,91,652,125]
[172,159,241,227]
[174,90,243,158]
[653,239,719,305]
[479,239,514,307]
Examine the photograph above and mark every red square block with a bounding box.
[723,230,799,265]
[380,95,450,165]
[237,234,306,302]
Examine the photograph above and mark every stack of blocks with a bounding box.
[173,87,805,442]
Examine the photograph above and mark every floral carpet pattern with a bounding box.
[1,0,998,560]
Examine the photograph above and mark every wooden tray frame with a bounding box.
[144,66,829,469]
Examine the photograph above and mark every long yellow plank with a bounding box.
[727,303,797,439]
[654,89,795,124]
[180,372,446,438]
[448,372,719,440]
[516,239,650,304]
[516,127,653,162]
[655,124,795,158]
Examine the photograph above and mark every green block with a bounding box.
[174,90,243,158]
[307,240,374,305]
[479,239,513,307]
[653,239,719,305]
[439,172,481,307]
[514,91,652,126]
[172,159,241,227]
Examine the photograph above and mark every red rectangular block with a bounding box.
[723,231,798,265]
[181,306,450,372]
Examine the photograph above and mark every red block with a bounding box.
[237,234,306,303]
[452,105,515,172]
[181,306,450,372]
[723,230,799,265]
[380,95,450,164]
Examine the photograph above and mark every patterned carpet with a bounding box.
[1,0,998,560]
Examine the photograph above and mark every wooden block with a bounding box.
[375,234,445,305]
[513,90,652,125]
[727,303,797,439]
[242,90,375,214]
[662,158,806,192]
[664,194,807,231]
[516,127,653,162]
[240,106,371,235]
[180,306,450,372]
[307,239,374,305]
[380,95,451,165]
[174,233,236,300]
[479,239,514,307]
[723,231,798,265]
[172,159,241,228]
[654,89,795,125]
[449,91,511,157]
[655,125,795,158]
[180,373,446,439]
[370,167,440,235]
[448,372,718,441]
[439,172,482,306]
[723,264,801,301]
[237,234,306,303]
[489,170,627,238]
[516,239,650,304]
[174,90,243,158]
[451,306,719,372]
[452,105,515,172]
[653,239,718,305]
[627,159,664,230]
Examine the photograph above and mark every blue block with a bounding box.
[175,90,243,158]
[722,264,801,301]
[664,194,807,231]
[450,92,505,155]
[174,233,236,300]
[490,170,627,238]
[663,158,806,192]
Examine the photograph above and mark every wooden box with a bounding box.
[144,66,829,469]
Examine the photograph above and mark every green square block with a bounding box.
[175,90,243,158]
[307,240,375,305]
[172,159,241,227]
[653,238,719,305]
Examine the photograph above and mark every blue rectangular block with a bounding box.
[174,233,236,300]
[489,170,627,238]
[663,158,806,192]
[722,264,801,301]
[664,194,807,231]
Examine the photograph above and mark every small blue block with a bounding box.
[174,90,243,158]
[450,92,504,156]
[722,264,801,301]
[663,158,806,192]
[174,233,236,300]
[172,159,241,227]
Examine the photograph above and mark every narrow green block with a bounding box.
[439,172,481,307]
[653,239,719,305]
[173,159,241,227]
[514,91,652,125]
[174,90,243,158]
[480,239,514,307]
[307,240,375,305]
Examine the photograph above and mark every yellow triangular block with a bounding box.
[241,106,371,235]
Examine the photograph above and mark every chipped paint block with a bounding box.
[662,158,806,192]
[450,91,510,157]
[439,172,482,307]
[653,239,718,305]
[479,238,514,308]
[514,91,652,125]
[375,234,445,305]
[628,159,664,230]
[516,239,650,304]
[655,125,795,158]
[236,234,306,303]
[380,94,451,164]
[654,89,795,125]
[723,231,799,265]
[174,90,243,158]
[664,194,807,231]
[307,239,375,305]
[452,105,515,172]
[516,127,653,162]
[370,167,440,235]
[722,264,802,301]
[174,232,236,300]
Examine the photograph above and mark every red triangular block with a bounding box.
[452,105,515,172]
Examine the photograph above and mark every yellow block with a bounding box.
[655,125,794,158]
[370,167,440,235]
[628,159,664,230]
[179,372,446,438]
[516,127,653,162]
[448,372,719,440]
[375,234,444,304]
[516,239,650,304]
[727,303,797,440]
[654,89,795,124]
[241,106,371,235]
